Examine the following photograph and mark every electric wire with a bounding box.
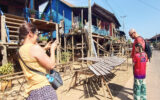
[136,0,160,12]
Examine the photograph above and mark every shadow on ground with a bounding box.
[109,83,133,100]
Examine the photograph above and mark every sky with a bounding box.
[62,0,160,39]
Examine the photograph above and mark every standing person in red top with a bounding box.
[133,43,148,100]
[129,29,147,100]
[129,29,145,59]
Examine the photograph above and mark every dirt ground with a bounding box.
[56,58,133,100]
[0,58,133,100]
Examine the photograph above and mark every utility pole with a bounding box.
[88,0,92,57]
[120,16,126,32]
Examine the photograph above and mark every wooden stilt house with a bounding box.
[43,1,123,62]
[0,0,60,66]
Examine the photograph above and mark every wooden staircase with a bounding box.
[0,14,25,64]
[1,13,58,64]
[5,14,25,43]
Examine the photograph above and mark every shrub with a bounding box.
[29,9,36,15]
[0,63,14,75]
[61,52,71,63]
[41,13,45,19]
[39,36,48,41]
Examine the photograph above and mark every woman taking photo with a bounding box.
[18,22,58,100]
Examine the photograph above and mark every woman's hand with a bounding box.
[44,41,52,50]
[51,40,59,51]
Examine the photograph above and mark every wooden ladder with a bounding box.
[5,14,25,43]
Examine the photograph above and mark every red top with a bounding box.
[131,37,145,59]
[133,52,148,79]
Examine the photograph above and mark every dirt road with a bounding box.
[114,49,160,100]
[147,50,160,100]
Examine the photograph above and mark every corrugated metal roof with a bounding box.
[150,34,160,40]
[60,0,75,7]
[92,3,121,28]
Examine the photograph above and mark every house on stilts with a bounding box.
[43,0,126,62]
[0,0,126,66]
[0,0,59,67]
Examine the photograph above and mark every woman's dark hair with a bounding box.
[135,43,143,56]
[19,22,37,44]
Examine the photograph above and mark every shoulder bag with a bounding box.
[18,52,63,90]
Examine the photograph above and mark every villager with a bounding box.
[129,29,145,59]
[133,43,148,100]
[129,28,152,61]
[18,22,58,100]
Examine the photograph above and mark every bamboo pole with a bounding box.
[1,15,8,64]
[103,77,113,100]
[97,37,99,57]
[81,9,83,28]
[81,9,84,64]
[64,36,66,52]
[127,43,129,70]
[61,10,66,52]
[88,0,92,57]
[101,77,107,100]
[72,11,73,26]
[72,35,74,62]
[56,24,60,64]
[66,37,69,62]
[93,39,105,50]
[81,34,84,64]
[50,0,52,17]
[59,30,62,63]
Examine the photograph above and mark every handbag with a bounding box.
[46,70,63,90]
[18,52,63,90]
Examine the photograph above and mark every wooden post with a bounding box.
[72,35,74,62]
[103,77,113,100]
[50,0,52,17]
[63,10,65,19]
[59,30,62,63]
[72,11,74,26]
[66,37,69,62]
[81,9,84,63]
[1,15,8,64]
[81,9,83,28]
[96,18,98,27]
[110,40,113,56]
[62,10,67,52]
[81,34,84,64]
[97,37,99,57]
[56,24,60,64]
[64,36,66,52]
[88,0,92,57]
[101,77,107,100]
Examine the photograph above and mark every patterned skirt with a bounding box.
[27,85,57,100]
[133,78,146,100]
